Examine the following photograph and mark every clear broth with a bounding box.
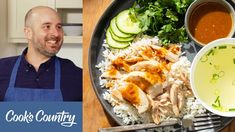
[194,44,235,111]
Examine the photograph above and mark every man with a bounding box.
[0,6,82,101]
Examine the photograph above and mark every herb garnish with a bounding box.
[131,0,193,46]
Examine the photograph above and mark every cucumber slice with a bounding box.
[110,17,133,38]
[116,10,141,34]
[109,28,135,42]
[106,28,130,49]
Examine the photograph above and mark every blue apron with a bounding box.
[4,55,63,101]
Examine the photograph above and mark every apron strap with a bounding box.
[54,58,61,90]
[8,56,22,88]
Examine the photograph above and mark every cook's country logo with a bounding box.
[5,110,77,127]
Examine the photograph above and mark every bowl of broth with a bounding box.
[191,38,235,117]
[185,0,235,46]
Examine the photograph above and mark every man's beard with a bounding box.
[33,37,63,57]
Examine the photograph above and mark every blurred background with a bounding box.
[0,0,83,68]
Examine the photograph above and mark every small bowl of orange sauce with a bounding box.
[185,0,235,46]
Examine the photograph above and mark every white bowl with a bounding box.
[62,24,82,36]
[191,38,235,117]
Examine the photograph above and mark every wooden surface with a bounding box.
[83,0,115,132]
[83,0,235,131]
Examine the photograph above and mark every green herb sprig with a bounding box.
[131,0,193,46]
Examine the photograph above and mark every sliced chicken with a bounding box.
[146,84,163,99]
[112,57,130,72]
[138,46,155,60]
[130,60,164,74]
[124,56,144,63]
[148,97,161,124]
[105,81,115,88]
[159,100,171,107]
[180,72,191,89]
[149,45,166,58]
[158,105,174,116]
[177,90,185,111]
[151,107,161,124]
[160,61,172,72]
[167,44,181,55]
[157,92,170,100]
[157,92,170,103]
[148,44,162,50]
[123,71,162,85]
[170,84,179,116]
[138,45,177,63]
[185,89,193,97]
[111,89,125,102]
[101,66,122,79]
[165,52,179,62]
[124,75,152,91]
[118,82,150,114]
[122,71,164,98]
[150,45,179,62]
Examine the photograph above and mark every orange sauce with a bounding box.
[189,2,232,44]
[140,46,154,59]
[120,83,140,105]
[112,57,130,72]
[125,76,152,91]
[106,66,118,77]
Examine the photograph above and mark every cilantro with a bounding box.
[131,0,193,46]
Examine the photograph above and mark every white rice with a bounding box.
[98,36,206,126]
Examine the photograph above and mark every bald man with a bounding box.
[0,6,82,101]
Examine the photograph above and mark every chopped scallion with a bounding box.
[207,49,214,56]
[214,96,220,103]
[233,58,235,64]
[212,103,218,108]
[218,45,227,49]
[212,74,219,80]
[213,95,222,109]
[218,100,221,107]
[229,108,235,111]
[232,46,235,49]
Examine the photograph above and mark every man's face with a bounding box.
[28,9,64,57]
